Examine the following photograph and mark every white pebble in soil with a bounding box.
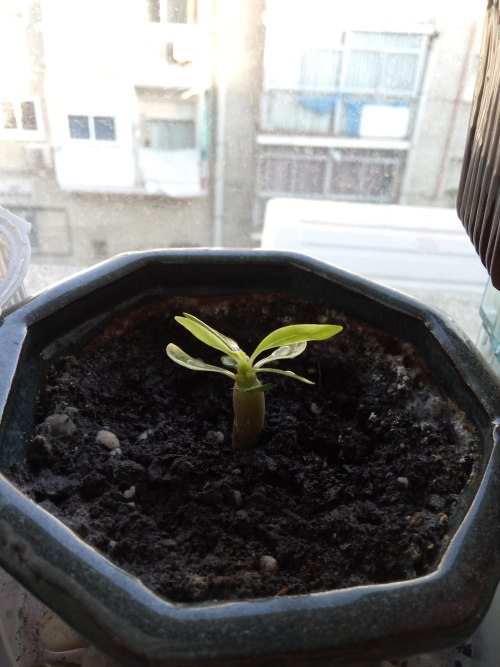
[397,476,410,489]
[206,430,225,445]
[40,414,77,438]
[259,555,278,574]
[96,430,120,450]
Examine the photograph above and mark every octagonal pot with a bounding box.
[0,249,499,667]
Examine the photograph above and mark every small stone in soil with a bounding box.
[96,430,120,450]
[123,485,136,499]
[206,430,225,444]
[40,414,77,438]
[260,555,278,574]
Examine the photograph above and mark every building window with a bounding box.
[258,146,403,203]
[261,30,427,138]
[94,117,116,141]
[1,100,38,132]
[259,147,328,195]
[146,119,196,150]
[68,115,90,139]
[329,149,402,199]
[147,0,161,22]
[1,102,17,129]
[147,0,197,24]
[68,115,116,141]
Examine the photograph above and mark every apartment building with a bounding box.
[0,0,214,267]
[253,0,481,229]
[0,0,484,267]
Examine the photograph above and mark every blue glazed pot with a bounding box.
[0,249,499,666]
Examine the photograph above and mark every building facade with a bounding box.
[253,0,481,231]
[0,0,214,268]
[0,0,484,269]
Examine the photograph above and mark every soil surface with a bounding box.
[9,294,480,603]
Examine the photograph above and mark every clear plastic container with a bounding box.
[478,279,500,376]
[0,206,31,315]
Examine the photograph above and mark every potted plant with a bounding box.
[0,249,499,667]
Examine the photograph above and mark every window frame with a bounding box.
[67,115,117,142]
[261,28,431,139]
[257,145,405,202]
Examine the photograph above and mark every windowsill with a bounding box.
[58,183,206,198]
[0,131,45,142]
[257,134,410,150]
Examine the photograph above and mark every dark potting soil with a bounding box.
[9,294,480,604]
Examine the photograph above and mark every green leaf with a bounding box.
[175,313,242,357]
[250,324,343,363]
[240,382,273,393]
[166,344,236,379]
[255,367,315,384]
[253,341,307,368]
[221,354,238,368]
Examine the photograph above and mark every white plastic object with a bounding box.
[0,205,31,315]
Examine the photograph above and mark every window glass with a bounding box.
[1,102,17,129]
[345,51,383,90]
[20,101,37,130]
[261,92,333,134]
[68,115,90,139]
[168,1,188,24]
[0,0,490,346]
[382,53,419,91]
[94,116,116,141]
[147,0,161,22]
[300,50,341,89]
[147,119,195,149]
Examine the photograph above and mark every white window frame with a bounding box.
[261,27,432,139]
[67,115,117,142]
[340,30,429,97]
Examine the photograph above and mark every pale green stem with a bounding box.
[232,378,265,450]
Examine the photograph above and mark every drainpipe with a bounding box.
[211,0,226,247]
[433,21,477,201]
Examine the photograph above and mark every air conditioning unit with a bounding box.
[25,144,53,171]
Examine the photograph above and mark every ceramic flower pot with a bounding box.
[0,249,499,667]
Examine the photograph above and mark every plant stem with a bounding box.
[232,380,265,449]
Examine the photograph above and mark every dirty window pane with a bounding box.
[168,1,187,23]
[94,117,116,141]
[20,101,37,130]
[300,50,341,89]
[261,91,333,134]
[382,53,419,91]
[147,119,195,149]
[147,0,161,22]
[68,115,90,139]
[345,51,383,90]
[1,102,17,129]
[0,0,490,347]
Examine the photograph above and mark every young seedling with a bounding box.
[166,313,342,450]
